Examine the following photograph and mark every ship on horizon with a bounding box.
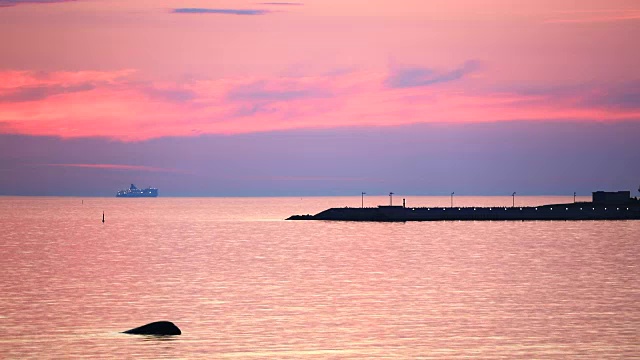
[116,184,158,198]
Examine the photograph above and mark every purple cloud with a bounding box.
[172,8,270,15]
[2,121,639,196]
[227,81,330,102]
[386,60,481,88]
[505,81,640,111]
[582,81,640,110]
[141,86,196,103]
[259,2,303,5]
[41,163,184,173]
[0,0,74,7]
[0,83,94,103]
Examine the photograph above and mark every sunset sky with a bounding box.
[1,0,639,196]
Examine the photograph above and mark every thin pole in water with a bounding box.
[102,211,105,223]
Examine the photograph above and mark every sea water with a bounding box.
[1,196,639,359]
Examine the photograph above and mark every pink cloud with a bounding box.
[40,163,183,173]
[241,175,374,182]
[0,0,75,7]
[545,10,640,23]
[0,69,639,141]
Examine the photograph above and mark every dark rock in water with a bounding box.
[123,321,181,336]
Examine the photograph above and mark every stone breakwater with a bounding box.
[287,202,640,221]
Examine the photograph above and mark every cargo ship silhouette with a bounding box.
[116,184,158,198]
[287,190,640,221]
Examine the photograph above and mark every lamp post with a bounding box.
[389,192,394,206]
[361,192,366,208]
[512,192,516,207]
[574,192,576,203]
[451,192,454,208]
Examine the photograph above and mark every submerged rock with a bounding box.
[122,321,181,336]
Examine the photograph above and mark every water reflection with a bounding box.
[0,196,639,359]
[138,335,180,342]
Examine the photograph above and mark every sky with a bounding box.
[0,0,639,196]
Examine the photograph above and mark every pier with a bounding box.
[287,191,640,221]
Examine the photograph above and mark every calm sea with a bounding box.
[1,196,639,359]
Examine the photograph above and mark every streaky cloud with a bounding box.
[2,69,639,141]
[40,163,183,173]
[0,0,74,7]
[227,80,330,102]
[259,2,303,5]
[0,83,94,103]
[581,80,640,110]
[386,60,481,88]
[2,121,640,196]
[172,8,270,15]
[228,80,332,118]
[545,10,640,23]
[243,175,367,181]
[142,86,196,103]
[506,81,640,111]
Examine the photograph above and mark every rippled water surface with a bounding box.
[1,196,639,359]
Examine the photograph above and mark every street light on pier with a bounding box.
[361,192,366,208]
[451,192,454,208]
[574,192,576,203]
[512,192,516,207]
[389,192,394,206]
